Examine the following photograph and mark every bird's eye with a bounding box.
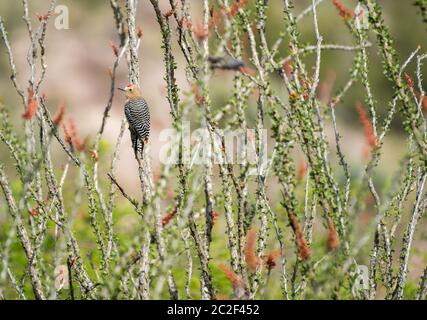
[129,88,133,91]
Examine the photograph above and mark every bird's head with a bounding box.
[118,84,142,100]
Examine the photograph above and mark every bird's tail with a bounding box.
[136,138,149,162]
[136,139,144,160]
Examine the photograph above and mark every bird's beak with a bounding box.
[117,88,125,92]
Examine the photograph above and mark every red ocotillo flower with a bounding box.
[109,40,119,57]
[62,123,72,145]
[405,74,427,111]
[68,119,85,151]
[53,102,66,126]
[35,11,55,22]
[184,8,222,42]
[179,17,190,29]
[90,150,99,162]
[355,102,377,155]
[296,235,311,260]
[162,206,177,226]
[227,0,248,19]
[265,250,281,272]
[191,83,205,106]
[326,219,340,251]
[35,13,46,22]
[289,213,311,260]
[22,88,37,120]
[137,27,144,39]
[245,227,261,272]
[332,0,354,20]
[68,119,77,138]
[191,21,209,42]
[297,160,308,180]
[29,207,38,218]
[282,60,293,77]
[62,118,85,151]
[164,8,174,18]
[212,211,220,225]
[218,263,245,290]
[209,7,222,31]
[404,73,415,89]
[299,76,310,101]
[182,19,210,42]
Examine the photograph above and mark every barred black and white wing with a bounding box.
[124,98,150,159]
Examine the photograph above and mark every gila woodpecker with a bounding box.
[118,84,150,161]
